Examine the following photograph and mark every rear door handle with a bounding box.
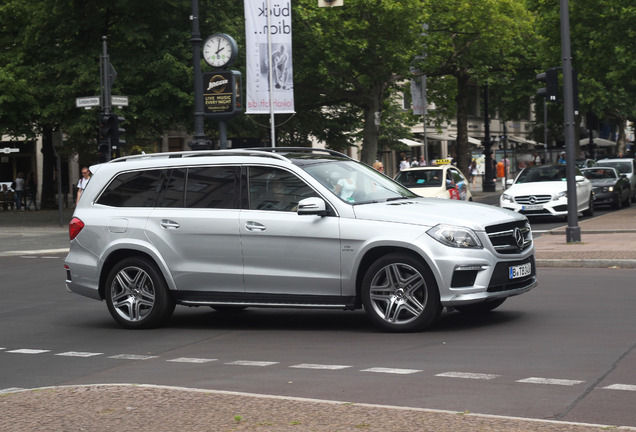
[160,219,180,230]
[245,221,266,232]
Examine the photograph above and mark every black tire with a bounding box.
[105,256,175,329]
[454,298,506,314]
[611,193,621,209]
[361,252,441,332]
[582,194,594,217]
[623,189,631,208]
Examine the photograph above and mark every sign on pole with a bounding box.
[75,96,100,108]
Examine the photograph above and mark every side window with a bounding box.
[158,168,186,208]
[96,169,163,207]
[185,166,239,209]
[248,167,315,212]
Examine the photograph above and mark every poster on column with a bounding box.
[244,0,295,114]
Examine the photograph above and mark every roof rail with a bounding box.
[109,149,291,163]
[244,147,350,159]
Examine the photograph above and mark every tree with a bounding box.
[420,0,538,172]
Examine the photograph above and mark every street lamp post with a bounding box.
[189,0,212,150]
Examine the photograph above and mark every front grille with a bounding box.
[485,220,532,254]
[514,195,551,204]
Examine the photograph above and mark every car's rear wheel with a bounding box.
[623,189,632,207]
[361,252,441,332]
[454,298,506,314]
[105,257,175,329]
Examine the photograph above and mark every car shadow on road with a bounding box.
[433,309,525,332]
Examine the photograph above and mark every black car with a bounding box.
[581,167,631,208]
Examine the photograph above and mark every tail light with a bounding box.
[69,217,85,240]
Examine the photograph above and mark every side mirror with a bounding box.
[297,197,327,216]
[446,181,457,190]
[506,178,514,186]
[575,175,585,182]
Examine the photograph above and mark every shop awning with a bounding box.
[579,138,616,147]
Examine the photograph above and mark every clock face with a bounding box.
[203,34,236,68]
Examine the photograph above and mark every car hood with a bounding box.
[505,182,566,196]
[352,198,524,231]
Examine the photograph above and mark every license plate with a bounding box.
[509,262,532,279]
[522,204,543,211]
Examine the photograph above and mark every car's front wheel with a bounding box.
[105,257,175,329]
[583,193,594,217]
[361,253,441,332]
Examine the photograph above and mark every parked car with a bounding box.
[500,164,594,219]
[595,158,636,203]
[575,159,596,169]
[394,165,473,201]
[65,148,536,332]
[581,167,631,208]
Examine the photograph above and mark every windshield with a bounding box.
[394,169,444,188]
[582,168,616,179]
[515,165,567,183]
[302,160,418,204]
[599,161,632,174]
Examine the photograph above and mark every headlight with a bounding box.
[608,186,614,192]
[427,224,483,249]
[502,193,514,203]
[553,191,567,200]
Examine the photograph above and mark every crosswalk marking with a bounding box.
[603,384,636,392]
[290,363,352,370]
[7,349,50,354]
[436,372,500,380]
[226,360,279,367]
[517,377,584,386]
[109,354,158,360]
[361,367,421,375]
[167,357,217,364]
[56,351,103,358]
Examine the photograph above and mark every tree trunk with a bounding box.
[360,86,384,167]
[455,71,471,175]
[40,125,57,210]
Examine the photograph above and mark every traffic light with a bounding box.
[536,68,559,102]
[98,113,114,158]
[110,114,126,157]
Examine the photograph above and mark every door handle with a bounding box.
[245,221,266,232]
[160,219,180,230]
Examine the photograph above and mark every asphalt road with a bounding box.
[1,253,635,428]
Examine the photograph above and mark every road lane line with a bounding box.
[517,377,584,386]
[361,367,421,375]
[226,360,279,367]
[7,349,50,354]
[108,354,158,360]
[56,352,103,358]
[290,363,351,370]
[436,372,500,380]
[603,384,636,391]
[167,357,217,364]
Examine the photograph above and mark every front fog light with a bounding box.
[427,224,483,249]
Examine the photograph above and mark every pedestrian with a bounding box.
[13,172,25,211]
[469,160,478,190]
[26,171,37,211]
[410,157,419,168]
[558,152,566,164]
[531,152,542,166]
[76,167,91,205]
[399,157,410,171]
[418,156,427,166]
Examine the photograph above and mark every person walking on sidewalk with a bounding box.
[13,172,25,211]
[76,167,91,205]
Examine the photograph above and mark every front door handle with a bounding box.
[160,219,180,230]
[245,221,266,232]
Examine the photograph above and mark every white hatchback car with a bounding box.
[394,165,473,201]
[500,164,594,218]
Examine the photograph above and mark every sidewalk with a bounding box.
[2,203,636,267]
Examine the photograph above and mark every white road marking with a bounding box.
[41,256,60,259]
[603,384,636,392]
[436,372,500,380]
[7,349,50,354]
[290,363,352,370]
[0,388,24,394]
[167,357,217,364]
[517,377,584,386]
[226,360,279,367]
[109,354,158,360]
[361,367,421,375]
[56,351,103,358]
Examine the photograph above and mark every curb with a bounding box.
[536,259,636,269]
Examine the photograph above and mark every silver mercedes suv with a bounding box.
[64,148,537,332]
